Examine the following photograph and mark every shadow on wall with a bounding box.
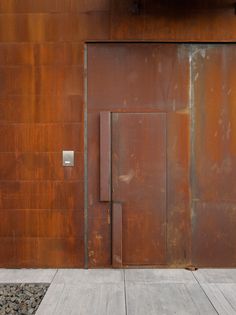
[129,0,235,17]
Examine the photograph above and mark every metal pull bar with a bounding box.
[100,111,111,201]
[112,202,123,268]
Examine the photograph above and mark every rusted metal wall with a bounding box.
[191,45,236,267]
[0,0,236,267]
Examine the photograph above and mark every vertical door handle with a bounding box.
[100,112,122,267]
[112,202,123,268]
[100,112,111,202]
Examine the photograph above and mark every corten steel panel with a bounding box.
[87,43,190,267]
[0,0,73,13]
[0,209,84,238]
[112,202,123,267]
[111,0,236,41]
[0,43,83,66]
[0,124,83,152]
[0,40,84,267]
[192,202,236,267]
[0,0,110,13]
[112,113,167,266]
[0,13,110,42]
[0,237,84,268]
[0,95,83,124]
[100,112,111,202]
[193,45,236,201]
[1,1,236,42]
[88,44,189,112]
[0,152,83,181]
[192,45,236,267]
[87,112,112,267]
[0,182,84,210]
[167,113,191,266]
[0,66,83,96]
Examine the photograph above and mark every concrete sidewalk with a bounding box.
[1,269,236,314]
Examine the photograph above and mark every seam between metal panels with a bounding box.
[84,44,88,269]
[165,112,168,264]
[110,112,113,266]
[189,45,196,265]
[85,40,236,44]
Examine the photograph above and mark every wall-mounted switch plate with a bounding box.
[63,151,74,166]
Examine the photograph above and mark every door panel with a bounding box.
[87,44,189,112]
[88,43,236,268]
[87,43,190,268]
[192,45,236,266]
[112,113,167,265]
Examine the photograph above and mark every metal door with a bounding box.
[111,113,167,266]
[87,43,191,268]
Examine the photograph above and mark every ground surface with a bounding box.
[0,283,49,315]
[0,269,236,314]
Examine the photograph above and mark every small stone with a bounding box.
[0,283,49,314]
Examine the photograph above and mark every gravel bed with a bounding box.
[0,283,49,315]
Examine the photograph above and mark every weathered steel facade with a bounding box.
[0,0,236,268]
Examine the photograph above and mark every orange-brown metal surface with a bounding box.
[88,44,189,113]
[87,44,190,267]
[167,113,191,266]
[0,0,236,268]
[99,112,111,202]
[88,43,236,268]
[112,113,167,266]
[112,202,123,268]
[0,45,84,267]
[111,0,236,41]
[192,45,236,267]
[87,112,112,267]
